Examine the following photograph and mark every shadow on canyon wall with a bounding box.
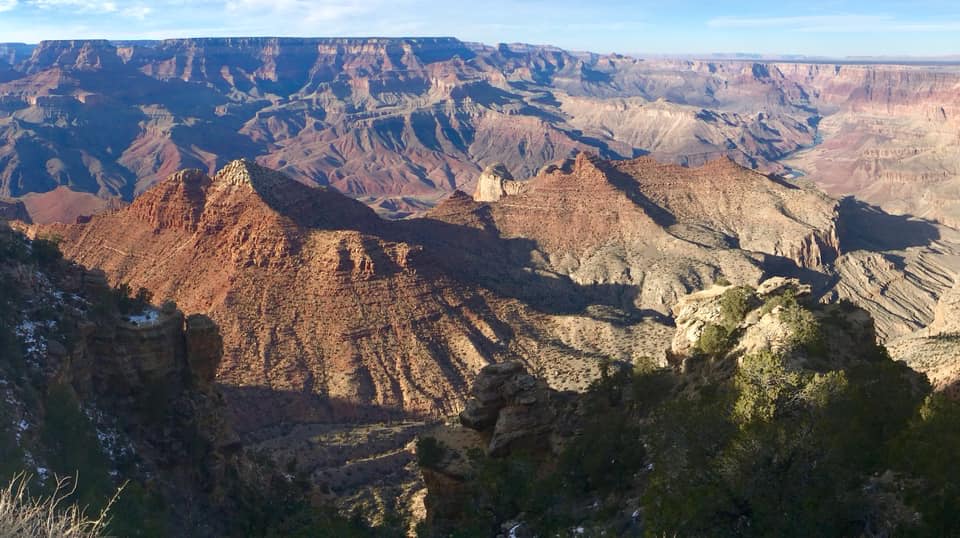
[838,197,941,252]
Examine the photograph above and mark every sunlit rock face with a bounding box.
[3,37,958,224]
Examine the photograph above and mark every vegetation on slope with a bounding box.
[418,286,960,537]
[0,224,401,537]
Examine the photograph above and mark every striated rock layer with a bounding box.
[437,153,840,314]
[3,37,960,225]
[0,224,242,535]
[45,160,519,434]
[39,154,960,433]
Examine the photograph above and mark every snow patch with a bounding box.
[15,319,57,365]
[126,308,160,326]
[85,407,136,471]
[14,418,29,442]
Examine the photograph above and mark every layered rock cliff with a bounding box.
[449,152,841,314]
[3,36,957,226]
[44,154,959,431]
[0,198,29,222]
[0,223,240,535]
[44,160,529,436]
[35,155,960,525]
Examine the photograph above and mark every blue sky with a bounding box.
[0,0,958,56]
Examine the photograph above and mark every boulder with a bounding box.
[756,276,811,298]
[459,361,556,455]
[472,163,528,202]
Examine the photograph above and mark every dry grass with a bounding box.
[0,474,120,538]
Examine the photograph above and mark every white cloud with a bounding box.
[0,0,17,12]
[707,14,960,33]
[123,5,150,18]
[224,0,371,21]
[709,15,893,29]
[30,0,121,12]
[19,0,163,18]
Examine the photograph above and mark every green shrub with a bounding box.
[781,302,825,356]
[95,284,156,318]
[757,291,825,356]
[416,437,446,469]
[696,323,734,357]
[0,229,30,263]
[759,289,798,318]
[718,286,753,330]
[890,394,960,536]
[117,286,153,316]
[30,235,63,269]
[39,384,113,510]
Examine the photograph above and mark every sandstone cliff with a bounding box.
[0,223,241,535]
[37,155,960,524]
[438,152,841,316]
[45,160,529,435]
[5,36,957,227]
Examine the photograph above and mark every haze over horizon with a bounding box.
[0,0,958,57]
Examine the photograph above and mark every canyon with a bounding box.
[0,38,957,226]
[25,151,960,512]
[4,35,960,531]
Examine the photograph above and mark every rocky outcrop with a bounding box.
[0,198,30,222]
[23,39,123,73]
[417,261,935,538]
[44,161,528,435]
[435,152,840,316]
[472,163,528,202]
[0,224,240,535]
[185,312,224,386]
[418,360,578,532]
[670,277,882,375]
[458,361,560,456]
[41,156,960,518]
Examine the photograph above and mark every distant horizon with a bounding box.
[3,35,960,65]
[0,1,958,57]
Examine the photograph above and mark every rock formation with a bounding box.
[36,155,960,515]
[433,152,840,316]
[669,277,879,371]
[1,37,958,226]
[472,163,528,202]
[0,222,242,535]
[458,361,561,456]
[0,197,29,222]
[42,160,535,437]
[415,274,934,538]
[41,154,960,431]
